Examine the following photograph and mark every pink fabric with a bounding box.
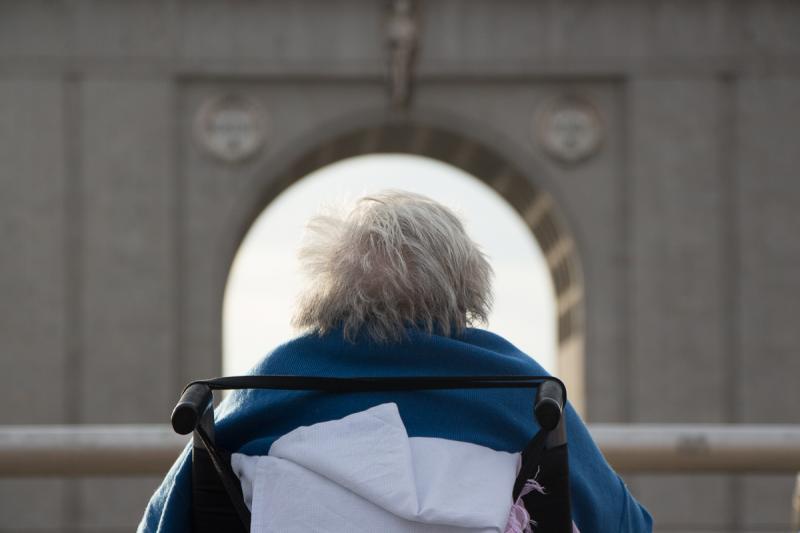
[503,477,580,533]
[504,479,545,533]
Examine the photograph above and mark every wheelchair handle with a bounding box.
[171,383,213,435]
[171,375,567,434]
[534,379,564,431]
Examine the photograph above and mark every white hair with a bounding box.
[292,190,493,343]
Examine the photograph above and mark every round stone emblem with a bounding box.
[194,94,267,162]
[535,96,603,164]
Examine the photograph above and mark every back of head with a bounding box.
[293,190,493,342]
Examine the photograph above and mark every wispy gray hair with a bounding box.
[292,191,493,343]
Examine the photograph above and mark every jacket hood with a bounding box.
[233,403,520,532]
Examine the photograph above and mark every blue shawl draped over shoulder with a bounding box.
[139,328,652,532]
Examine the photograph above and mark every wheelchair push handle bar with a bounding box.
[534,379,565,431]
[172,383,213,435]
[171,376,566,436]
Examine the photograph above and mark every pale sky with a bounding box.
[223,154,557,375]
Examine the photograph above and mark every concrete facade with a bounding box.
[0,1,798,531]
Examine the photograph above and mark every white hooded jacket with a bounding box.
[232,403,522,533]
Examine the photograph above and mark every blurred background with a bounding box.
[1,1,799,531]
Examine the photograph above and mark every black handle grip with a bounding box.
[171,383,213,435]
[534,380,564,431]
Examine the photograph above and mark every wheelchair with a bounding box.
[171,375,572,532]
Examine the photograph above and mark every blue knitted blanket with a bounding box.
[138,328,652,532]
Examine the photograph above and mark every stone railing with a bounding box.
[1,423,799,476]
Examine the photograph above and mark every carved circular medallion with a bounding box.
[194,94,267,163]
[535,96,603,164]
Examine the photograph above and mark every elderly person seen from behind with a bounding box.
[140,191,652,533]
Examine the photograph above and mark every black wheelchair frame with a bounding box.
[171,375,573,533]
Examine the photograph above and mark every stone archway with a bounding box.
[220,118,586,410]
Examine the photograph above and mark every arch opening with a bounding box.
[221,122,585,411]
